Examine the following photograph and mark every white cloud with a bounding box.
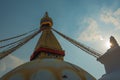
[78,8,120,42]
[100,8,120,29]
[76,7,120,53]
[78,18,103,41]
[0,55,25,77]
[114,8,120,16]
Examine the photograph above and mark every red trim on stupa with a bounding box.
[30,47,65,61]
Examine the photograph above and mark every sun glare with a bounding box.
[105,41,111,48]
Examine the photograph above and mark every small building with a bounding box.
[98,36,120,80]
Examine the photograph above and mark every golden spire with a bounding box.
[30,12,64,61]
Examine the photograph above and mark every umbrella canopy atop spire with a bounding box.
[40,12,53,28]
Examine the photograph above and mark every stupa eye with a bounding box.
[62,75,68,78]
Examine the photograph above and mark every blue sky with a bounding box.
[0,0,120,79]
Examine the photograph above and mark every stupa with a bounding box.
[1,12,96,80]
